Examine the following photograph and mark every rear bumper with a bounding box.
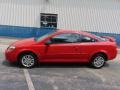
[108,48,117,60]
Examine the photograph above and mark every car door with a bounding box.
[75,35,98,61]
[43,33,81,62]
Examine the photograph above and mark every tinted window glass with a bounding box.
[81,36,97,42]
[51,33,81,44]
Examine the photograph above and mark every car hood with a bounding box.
[12,38,36,47]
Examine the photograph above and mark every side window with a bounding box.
[81,36,97,42]
[50,33,80,44]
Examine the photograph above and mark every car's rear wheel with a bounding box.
[91,54,106,69]
[19,53,37,68]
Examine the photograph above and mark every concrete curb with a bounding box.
[0,37,21,45]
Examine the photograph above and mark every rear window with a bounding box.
[91,34,107,41]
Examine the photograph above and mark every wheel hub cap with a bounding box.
[94,56,105,67]
[21,55,35,67]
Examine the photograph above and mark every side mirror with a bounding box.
[45,40,52,45]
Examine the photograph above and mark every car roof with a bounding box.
[56,29,93,37]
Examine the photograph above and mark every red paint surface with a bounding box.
[5,30,117,63]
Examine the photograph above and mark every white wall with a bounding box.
[0,0,45,28]
[0,0,120,34]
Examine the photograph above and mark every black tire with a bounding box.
[90,54,106,69]
[19,53,37,68]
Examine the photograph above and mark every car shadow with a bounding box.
[37,62,90,68]
[2,60,22,68]
[37,62,110,69]
[104,63,110,67]
[2,60,110,69]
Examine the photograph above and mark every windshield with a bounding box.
[35,31,54,42]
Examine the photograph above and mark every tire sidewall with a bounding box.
[19,53,37,68]
[91,54,106,69]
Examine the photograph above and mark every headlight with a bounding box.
[7,46,16,52]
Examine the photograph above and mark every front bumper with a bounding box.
[5,49,18,63]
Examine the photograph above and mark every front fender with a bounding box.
[17,48,40,61]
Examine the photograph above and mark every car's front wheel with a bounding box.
[19,53,37,68]
[91,54,106,69]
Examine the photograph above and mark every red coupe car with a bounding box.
[5,30,117,68]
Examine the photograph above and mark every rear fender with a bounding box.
[89,50,108,61]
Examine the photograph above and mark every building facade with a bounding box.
[0,0,120,45]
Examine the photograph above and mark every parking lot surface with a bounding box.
[0,38,120,90]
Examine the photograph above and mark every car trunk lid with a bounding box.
[102,36,116,42]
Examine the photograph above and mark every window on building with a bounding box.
[40,13,58,28]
